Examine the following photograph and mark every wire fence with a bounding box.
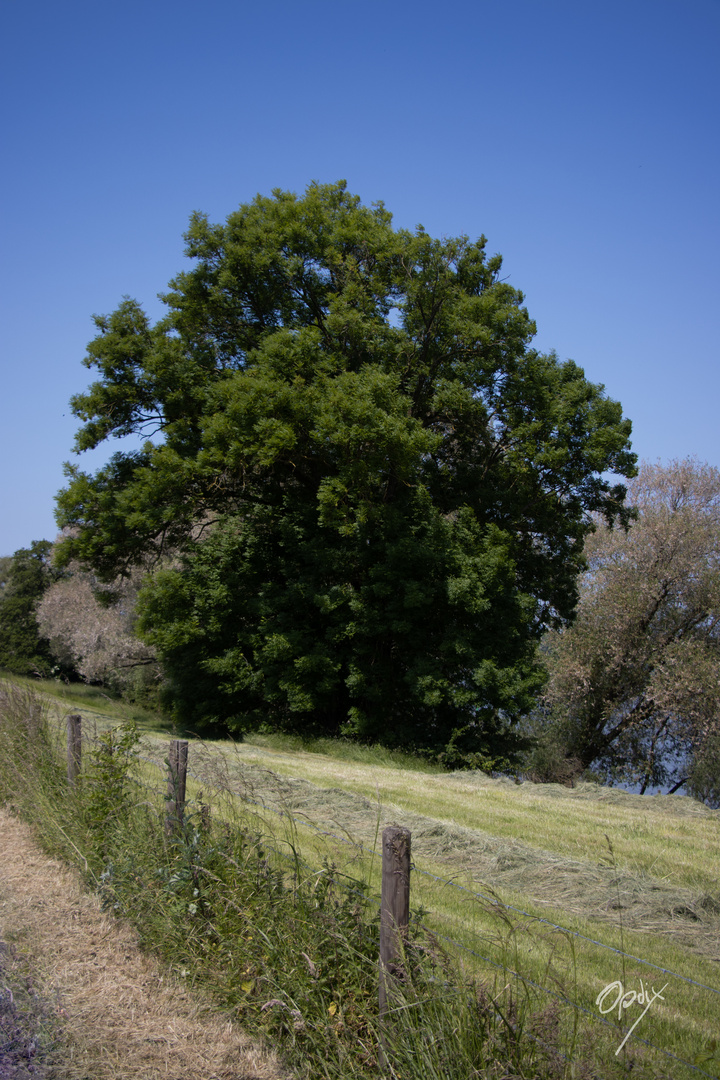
[73,721,720,1078]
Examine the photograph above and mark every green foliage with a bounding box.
[0,541,71,678]
[82,720,141,834]
[57,181,636,761]
[518,710,586,786]
[0,554,13,588]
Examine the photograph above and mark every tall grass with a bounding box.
[2,672,171,733]
[0,684,682,1079]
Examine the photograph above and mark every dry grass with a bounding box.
[0,805,291,1080]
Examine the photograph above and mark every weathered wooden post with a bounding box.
[379,825,411,1065]
[165,739,188,835]
[66,714,82,787]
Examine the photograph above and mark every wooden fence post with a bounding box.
[66,714,81,787]
[165,739,188,835]
[379,825,411,1064]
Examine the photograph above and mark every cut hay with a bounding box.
[136,736,720,963]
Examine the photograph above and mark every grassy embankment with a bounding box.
[2,674,720,1079]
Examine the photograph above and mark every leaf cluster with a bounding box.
[0,541,72,679]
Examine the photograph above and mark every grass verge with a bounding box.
[2,680,717,1078]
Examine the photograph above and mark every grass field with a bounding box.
[5,675,720,1079]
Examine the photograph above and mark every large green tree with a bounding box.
[56,181,636,760]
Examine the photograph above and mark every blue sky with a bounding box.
[1,0,718,555]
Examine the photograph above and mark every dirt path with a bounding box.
[0,807,291,1080]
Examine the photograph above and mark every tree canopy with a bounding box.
[0,540,69,677]
[538,458,720,792]
[56,181,636,761]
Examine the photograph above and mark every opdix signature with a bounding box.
[596,978,668,1055]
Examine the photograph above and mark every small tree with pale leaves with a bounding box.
[37,558,160,700]
[533,458,720,794]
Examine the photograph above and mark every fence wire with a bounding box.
[86,738,720,1077]
[135,747,720,995]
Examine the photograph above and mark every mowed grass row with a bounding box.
[16,675,720,1077]
[219,735,720,893]
[120,731,720,1076]
[168,760,720,1072]
[35,677,720,894]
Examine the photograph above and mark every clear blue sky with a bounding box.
[1,0,718,555]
